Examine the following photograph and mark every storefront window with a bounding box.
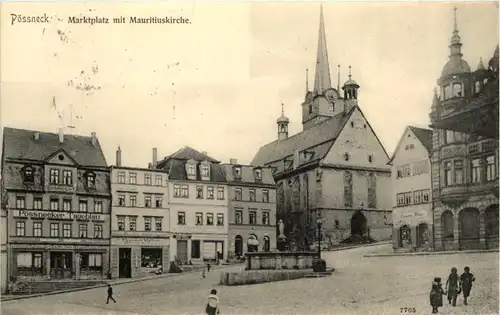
[141,248,162,268]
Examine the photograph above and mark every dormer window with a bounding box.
[234,166,242,178]
[187,164,196,176]
[254,169,262,180]
[200,164,210,177]
[23,166,34,183]
[86,172,96,188]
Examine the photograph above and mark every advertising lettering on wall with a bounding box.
[395,210,430,227]
[14,210,103,221]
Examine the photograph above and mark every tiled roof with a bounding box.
[251,107,354,166]
[2,127,107,167]
[409,126,433,154]
[156,147,226,182]
[159,146,219,164]
[220,164,276,185]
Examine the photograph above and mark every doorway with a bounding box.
[234,235,243,257]
[177,240,188,264]
[263,236,270,252]
[119,248,131,278]
[350,211,367,236]
[50,252,73,279]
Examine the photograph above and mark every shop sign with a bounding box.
[395,210,430,226]
[14,210,70,220]
[13,210,103,222]
[71,213,103,221]
[113,237,167,246]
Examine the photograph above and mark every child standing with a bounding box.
[445,267,459,306]
[205,289,220,315]
[429,277,445,313]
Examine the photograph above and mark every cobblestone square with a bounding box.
[1,245,498,315]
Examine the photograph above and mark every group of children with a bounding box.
[430,266,476,313]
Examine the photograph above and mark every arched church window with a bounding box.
[329,102,334,112]
[475,81,481,94]
[452,83,462,97]
[309,103,312,114]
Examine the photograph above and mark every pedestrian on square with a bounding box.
[460,266,476,305]
[207,263,211,272]
[106,284,117,304]
[205,289,220,315]
[429,277,445,313]
[445,267,459,306]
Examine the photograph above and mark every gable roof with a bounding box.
[156,146,226,182]
[220,164,276,185]
[409,126,433,154]
[158,146,219,164]
[2,127,107,167]
[251,107,355,166]
[388,125,432,164]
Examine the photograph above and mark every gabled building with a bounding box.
[389,126,433,252]
[155,147,229,264]
[428,9,499,251]
[109,147,170,279]
[1,127,111,287]
[251,7,392,249]
[220,160,277,258]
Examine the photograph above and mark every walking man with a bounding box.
[106,284,117,304]
[445,267,459,306]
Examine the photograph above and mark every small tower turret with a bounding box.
[277,102,290,141]
[342,65,360,113]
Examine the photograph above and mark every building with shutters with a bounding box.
[428,8,499,251]
[220,160,277,258]
[250,6,393,249]
[1,127,111,287]
[155,147,229,264]
[109,147,170,279]
[389,126,433,252]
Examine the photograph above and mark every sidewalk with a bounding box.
[0,263,238,302]
[364,248,499,257]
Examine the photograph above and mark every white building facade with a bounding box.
[389,126,433,252]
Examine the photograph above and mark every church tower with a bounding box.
[342,65,360,113]
[301,5,344,131]
[277,102,289,141]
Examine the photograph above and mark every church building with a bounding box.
[429,8,499,251]
[251,6,393,249]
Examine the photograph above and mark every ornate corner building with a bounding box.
[429,9,499,251]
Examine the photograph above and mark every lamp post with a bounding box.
[317,218,322,258]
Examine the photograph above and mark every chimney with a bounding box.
[152,147,158,168]
[293,149,300,169]
[34,132,40,140]
[91,132,97,146]
[116,146,122,167]
[230,158,238,164]
[58,128,64,143]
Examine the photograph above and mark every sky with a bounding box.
[0,2,498,168]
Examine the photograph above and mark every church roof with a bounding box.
[2,127,107,167]
[251,106,355,166]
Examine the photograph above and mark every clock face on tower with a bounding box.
[325,89,338,101]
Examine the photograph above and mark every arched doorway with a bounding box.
[234,235,243,257]
[459,208,480,250]
[263,236,270,252]
[351,211,367,236]
[417,223,429,248]
[247,234,259,253]
[485,204,499,249]
[399,225,412,248]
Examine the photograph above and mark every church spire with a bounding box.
[449,6,463,58]
[313,5,332,95]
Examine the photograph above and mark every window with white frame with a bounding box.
[95,200,103,213]
[454,160,464,184]
[86,173,96,188]
[155,196,162,208]
[422,189,430,203]
[129,217,136,231]
[16,196,25,209]
[196,212,203,225]
[16,221,25,236]
[50,223,59,237]
[63,223,72,238]
[414,190,423,204]
[118,194,125,206]
[196,186,204,199]
[262,190,269,203]
[129,195,137,207]
[49,169,60,184]
[144,195,152,208]
[234,188,242,201]
[79,200,88,212]
[396,193,405,206]
[63,199,72,211]
[33,197,42,210]
[118,172,125,183]
[94,224,103,238]
[471,159,481,183]
[216,213,224,226]
[181,185,189,197]
[187,164,196,176]
[217,187,224,200]
[155,217,162,231]
[262,212,270,225]
[235,210,243,224]
[50,198,59,211]
[33,222,42,237]
[249,211,257,224]
[249,189,256,202]
[155,175,163,186]
[201,164,210,177]
[206,213,214,225]
[404,192,412,205]
[63,170,72,185]
[486,156,496,181]
[444,161,453,186]
[178,212,186,225]
[144,217,152,231]
[79,224,87,238]
[207,186,214,199]
[174,184,181,197]
[117,216,125,231]
[129,173,137,184]
[145,173,152,185]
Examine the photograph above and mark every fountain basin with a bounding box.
[245,251,318,270]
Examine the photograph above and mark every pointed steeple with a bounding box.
[313,5,332,95]
[449,6,463,58]
[477,57,485,70]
